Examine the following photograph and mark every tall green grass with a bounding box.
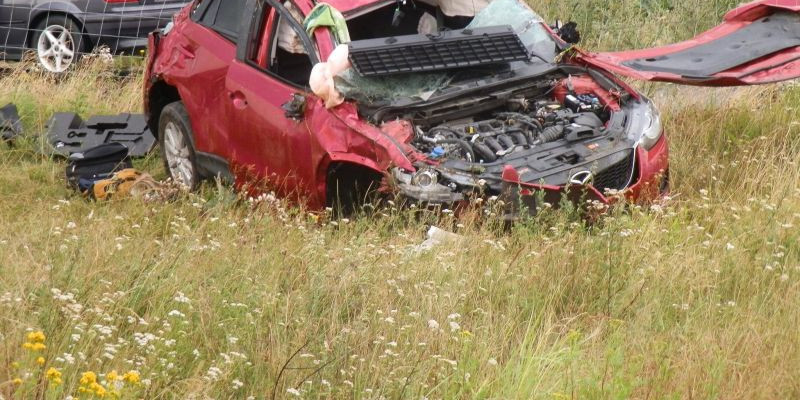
[2,1,800,398]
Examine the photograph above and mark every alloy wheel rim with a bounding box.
[37,24,76,73]
[163,122,194,187]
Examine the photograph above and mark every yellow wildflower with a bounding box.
[12,378,23,385]
[123,370,141,384]
[29,342,46,352]
[80,371,98,385]
[11,361,20,369]
[47,367,63,385]
[106,370,120,382]
[89,382,107,397]
[46,367,62,380]
[26,331,46,343]
[36,356,45,366]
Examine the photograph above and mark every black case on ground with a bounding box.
[66,143,133,190]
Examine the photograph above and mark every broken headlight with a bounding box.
[638,101,663,150]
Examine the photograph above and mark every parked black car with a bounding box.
[0,0,188,72]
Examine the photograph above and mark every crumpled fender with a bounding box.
[307,99,418,197]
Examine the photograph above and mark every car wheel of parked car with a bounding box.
[159,102,201,190]
[33,16,87,73]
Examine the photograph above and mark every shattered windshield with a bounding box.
[335,0,558,104]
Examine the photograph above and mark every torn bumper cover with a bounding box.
[392,164,609,212]
[390,133,670,216]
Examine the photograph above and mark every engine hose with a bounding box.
[433,139,475,161]
[473,143,497,162]
[503,127,531,146]
[497,112,543,131]
[484,137,504,153]
[519,119,543,133]
[511,132,529,146]
[538,124,566,144]
[498,135,515,149]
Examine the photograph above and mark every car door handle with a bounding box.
[229,91,248,110]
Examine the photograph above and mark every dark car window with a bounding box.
[197,0,248,41]
[269,4,315,87]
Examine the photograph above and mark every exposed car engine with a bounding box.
[390,79,644,204]
[412,95,608,165]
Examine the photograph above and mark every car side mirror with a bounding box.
[551,20,581,45]
[282,93,307,120]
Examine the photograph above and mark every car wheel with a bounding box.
[32,16,87,73]
[159,102,201,190]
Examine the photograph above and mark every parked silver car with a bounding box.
[0,0,188,72]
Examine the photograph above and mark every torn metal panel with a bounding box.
[47,113,156,158]
[621,12,800,78]
[1,104,23,142]
[578,0,800,85]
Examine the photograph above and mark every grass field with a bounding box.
[2,1,800,398]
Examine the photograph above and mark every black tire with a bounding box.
[159,101,201,190]
[31,15,88,73]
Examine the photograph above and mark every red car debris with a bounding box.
[143,0,800,212]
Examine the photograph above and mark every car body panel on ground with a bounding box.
[579,0,800,86]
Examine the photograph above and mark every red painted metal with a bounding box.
[576,0,800,86]
[145,0,796,211]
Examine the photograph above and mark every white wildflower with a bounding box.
[449,321,461,332]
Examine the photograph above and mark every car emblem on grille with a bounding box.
[569,170,594,186]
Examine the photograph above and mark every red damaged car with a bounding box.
[144,0,800,211]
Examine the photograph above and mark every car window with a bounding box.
[269,2,314,87]
[214,0,248,37]
[197,0,248,42]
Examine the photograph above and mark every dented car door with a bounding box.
[223,0,320,198]
[577,0,800,86]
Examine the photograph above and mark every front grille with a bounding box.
[348,26,529,77]
[593,151,637,192]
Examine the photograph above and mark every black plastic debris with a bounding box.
[47,113,156,158]
[348,25,529,77]
[0,103,23,143]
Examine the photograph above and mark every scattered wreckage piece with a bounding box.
[576,1,800,85]
[66,142,133,191]
[348,25,529,76]
[0,103,23,143]
[65,142,174,201]
[412,226,463,254]
[47,113,156,158]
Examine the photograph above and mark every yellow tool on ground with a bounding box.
[91,169,159,201]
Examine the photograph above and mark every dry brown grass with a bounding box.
[2,1,800,398]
